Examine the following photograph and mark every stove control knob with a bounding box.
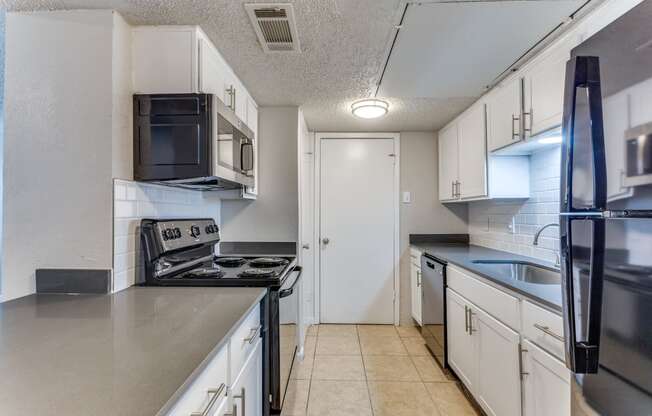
[174,228,182,238]
[162,231,169,241]
[205,225,212,234]
[190,225,201,238]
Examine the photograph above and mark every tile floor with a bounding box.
[282,324,479,416]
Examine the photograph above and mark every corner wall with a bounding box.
[220,107,299,242]
[399,131,468,324]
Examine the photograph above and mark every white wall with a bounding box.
[468,146,561,263]
[400,131,468,324]
[220,107,299,242]
[113,180,221,292]
[1,11,119,301]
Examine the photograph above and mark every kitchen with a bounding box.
[0,0,650,415]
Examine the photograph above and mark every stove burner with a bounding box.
[214,257,247,267]
[186,267,224,279]
[248,257,289,268]
[239,268,277,278]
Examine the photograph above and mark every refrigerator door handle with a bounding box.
[561,56,608,214]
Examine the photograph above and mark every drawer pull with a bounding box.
[244,325,262,344]
[224,404,238,416]
[234,387,246,416]
[190,383,226,416]
[534,324,564,342]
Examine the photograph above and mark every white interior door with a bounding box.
[319,137,396,324]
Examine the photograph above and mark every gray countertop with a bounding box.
[0,286,267,416]
[411,243,562,311]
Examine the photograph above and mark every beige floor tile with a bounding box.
[290,354,314,380]
[312,355,366,380]
[396,325,422,338]
[303,336,317,357]
[307,380,372,416]
[360,336,408,356]
[306,325,319,337]
[316,336,361,355]
[401,337,431,356]
[282,379,310,415]
[426,382,478,416]
[318,324,358,337]
[357,324,398,338]
[363,355,420,381]
[411,355,447,382]
[368,381,441,416]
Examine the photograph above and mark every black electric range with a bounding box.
[138,218,301,415]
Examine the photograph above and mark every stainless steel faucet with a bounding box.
[533,223,560,246]
[533,223,561,267]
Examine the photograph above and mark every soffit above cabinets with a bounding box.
[378,0,586,100]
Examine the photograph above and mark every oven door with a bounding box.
[277,266,302,411]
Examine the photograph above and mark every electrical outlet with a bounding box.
[402,191,412,204]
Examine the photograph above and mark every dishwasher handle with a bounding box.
[425,261,435,269]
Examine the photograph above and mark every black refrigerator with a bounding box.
[561,1,652,415]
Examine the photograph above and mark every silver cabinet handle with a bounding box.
[523,108,532,136]
[519,344,529,379]
[512,114,520,139]
[191,383,226,416]
[416,270,421,287]
[468,308,476,335]
[244,325,262,344]
[464,305,469,333]
[233,387,246,416]
[452,181,455,198]
[533,324,564,342]
[224,404,238,416]
[302,243,310,250]
[322,238,330,245]
[455,181,461,198]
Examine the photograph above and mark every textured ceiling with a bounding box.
[2,0,502,131]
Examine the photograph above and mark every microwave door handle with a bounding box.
[561,56,608,214]
[241,142,254,172]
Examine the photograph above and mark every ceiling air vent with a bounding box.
[245,3,301,53]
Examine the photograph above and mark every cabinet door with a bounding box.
[458,103,488,199]
[410,263,422,325]
[198,38,228,97]
[446,289,477,391]
[438,124,459,201]
[524,46,569,137]
[231,339,263,416]
[132,28,197,93]
[522,340,571,416]
[234,80,248,122]
[487,78,522,152]
[474,306,521,416]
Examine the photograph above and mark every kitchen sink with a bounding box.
[471,260,561,285]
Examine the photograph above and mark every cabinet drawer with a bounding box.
[447,266,520,330]
[164,345,228,416]
[522,300,565,361]
[230,304,262,381]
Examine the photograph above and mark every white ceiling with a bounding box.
[2,0,585,132]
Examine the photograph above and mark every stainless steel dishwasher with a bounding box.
[420,255,448,369]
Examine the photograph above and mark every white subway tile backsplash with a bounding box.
[112,179,221,293]
[469,146,561,263]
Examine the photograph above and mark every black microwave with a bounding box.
[133,93,254,190]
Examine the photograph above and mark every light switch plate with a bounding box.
[402,191,411,204]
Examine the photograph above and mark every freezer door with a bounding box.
[567,219,652,416]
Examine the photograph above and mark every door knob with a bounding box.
[302,243,310,250]
[322,238,330,245]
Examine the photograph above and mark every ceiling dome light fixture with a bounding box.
[351,99,389,119]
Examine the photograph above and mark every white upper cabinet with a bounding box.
[438,123,460,201]
[133,27,197,94]
[487,77,523,152]
[522,42,571,138]
[132,26,258,133]
[458,103,488,199]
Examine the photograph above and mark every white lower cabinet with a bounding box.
[522,340,571,416]
[231,339,263,416]
[474,306,521,416]
[446,289,477,391]
[164,305,263,416]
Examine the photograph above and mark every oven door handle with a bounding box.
[279,266,302,298]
